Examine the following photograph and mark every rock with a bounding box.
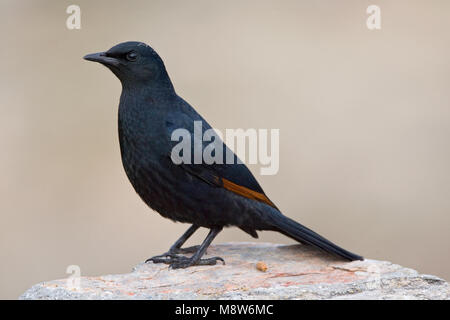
[20,242,449,300]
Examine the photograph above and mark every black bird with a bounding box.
[84,41,363,269]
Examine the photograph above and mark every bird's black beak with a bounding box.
[83,52,120,67]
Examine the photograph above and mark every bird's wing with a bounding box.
[165,109,277,208]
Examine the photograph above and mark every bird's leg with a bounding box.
[145,225,200,263]
[168,228,225,269]
[168,224,202,254]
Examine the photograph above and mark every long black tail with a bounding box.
[267,211,363,261]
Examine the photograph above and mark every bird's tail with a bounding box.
[267,210,363,261]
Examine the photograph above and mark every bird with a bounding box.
[84,41,363,269]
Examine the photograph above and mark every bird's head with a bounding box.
[84,41,172,89]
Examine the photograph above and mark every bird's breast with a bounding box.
[117,106,181,214]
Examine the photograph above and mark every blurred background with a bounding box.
[1,0,449,299]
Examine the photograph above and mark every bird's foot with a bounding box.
[145,254,224,269]
[169,256,225,269]
[144,245,204,264]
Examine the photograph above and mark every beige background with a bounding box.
[1,0,449,299]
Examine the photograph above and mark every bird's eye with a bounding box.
[126,51,138,62]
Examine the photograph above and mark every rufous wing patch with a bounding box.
[219,177,277,208]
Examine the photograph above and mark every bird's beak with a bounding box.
[83,52,120,67]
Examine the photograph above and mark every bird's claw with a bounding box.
[145,252,177,264]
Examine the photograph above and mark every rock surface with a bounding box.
[20,242,449,300]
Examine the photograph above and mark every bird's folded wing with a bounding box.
[177,162,276,208]
[166,110,277,209]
